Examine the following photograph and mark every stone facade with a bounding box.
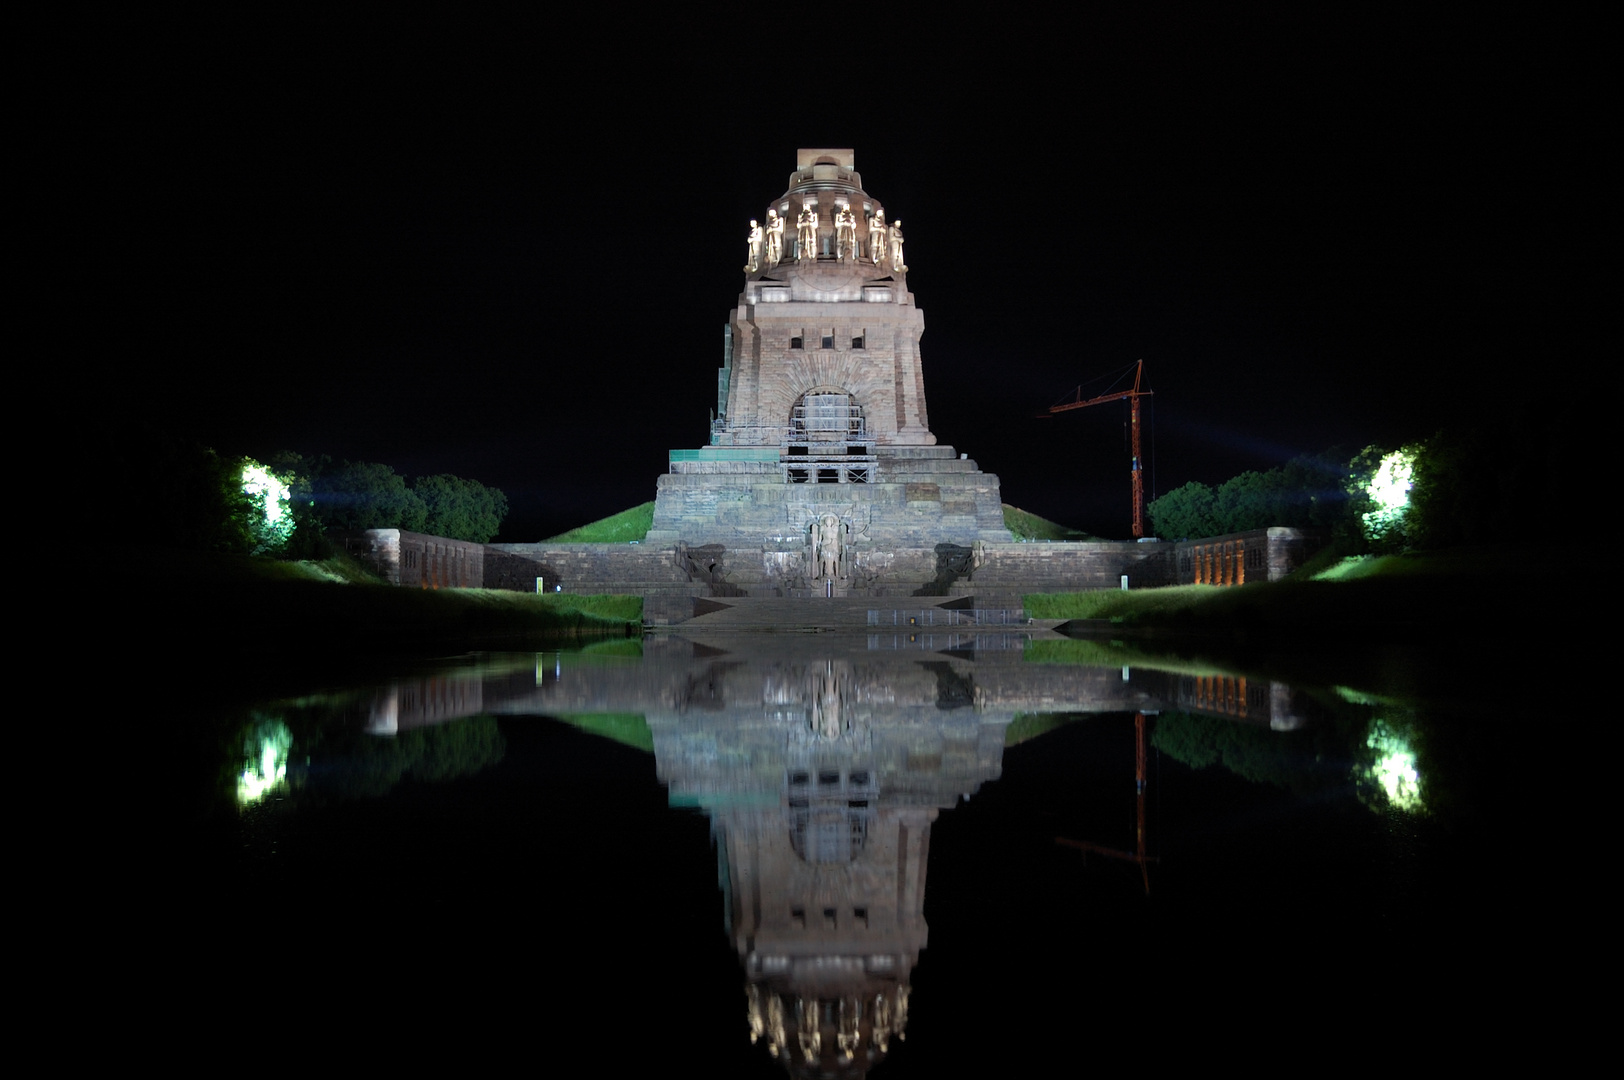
[344,529,484,589]
[648,149,1013,563]
[476,154,1330,614]
[1171,527,1321,586]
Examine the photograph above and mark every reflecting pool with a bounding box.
[176,630,1529,1074]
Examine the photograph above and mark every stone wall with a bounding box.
[1171,527,1323,585]
[343,529,484,589]
[650,446,1011,549]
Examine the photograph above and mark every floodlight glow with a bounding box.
[241,460,295,552]
[238,721,293,806]
[1361,449,1415,542]
[1360,718,1423,812]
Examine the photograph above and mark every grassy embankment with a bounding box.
[146,548,642,673]
[546,503,655,542]
[1001,504,1101,542]
[1022,544,1544,706]
[1024,545,1534,629]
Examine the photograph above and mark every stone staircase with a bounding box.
[668,595,1030,632]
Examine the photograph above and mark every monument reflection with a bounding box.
[369,633,1307,1077]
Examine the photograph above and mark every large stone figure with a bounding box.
[834,205,857,262]
[764,209,784,267]
[869,209,887,266]
[815,513,843,579]
[796,203,819,262]
[744,219,762,273]
[888,219,907,272]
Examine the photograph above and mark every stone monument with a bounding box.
[646,149,1013,595]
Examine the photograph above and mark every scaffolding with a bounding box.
[783,392,874,484]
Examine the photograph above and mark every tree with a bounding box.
[1147,481,1217,539]
[240,458,296,555]
[1149,451,1357,540]
[308,461,428,533]
[413,473,509,543]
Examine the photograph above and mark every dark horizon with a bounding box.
[75,10,1602,541]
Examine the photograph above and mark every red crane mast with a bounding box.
[1044,359,1154,539]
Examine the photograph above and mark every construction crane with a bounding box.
[1055,711,1159,895]
[1042,359,1154,539]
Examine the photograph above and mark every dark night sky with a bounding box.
[74,8,1605,540]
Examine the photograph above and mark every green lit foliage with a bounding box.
[1357,446,1417,548]
[237,714,294,806]
[1146,481,1218,539]
[317,715,507,800]
[240,459,296,555]
[310,460,429,533]
[282,455,509,543]
[1151,711,1348,797]
[125,428,258,553]
[1147,451,1351,539]
[412,473,509,543]
[1355,714,1425,814]
[1402,421,1536,551]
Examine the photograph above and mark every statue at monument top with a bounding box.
[834,206,857,262]
[749,151,909,278]
[888,220,907,273]
[744,219,762,273]
[796,203,819,262]
[764,209,784,267]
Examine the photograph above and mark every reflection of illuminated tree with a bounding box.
[1152,711,1345,797]
[237,715,293,805]
[335,715,507,797]
[1356,716,1424,813]
[241,707,507,805]
[1155,708,1429,816]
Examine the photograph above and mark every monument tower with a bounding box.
[646,149,1012,592]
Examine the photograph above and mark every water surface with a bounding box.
[189,631,1525,1074]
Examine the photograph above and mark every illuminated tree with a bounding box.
[413,473,509,543]
[1147,481,1218,538]
[308,461,428,533]
[240,459,296,555]
[1348,444,1420,551]
[1148,451,1352,539]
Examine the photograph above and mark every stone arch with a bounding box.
[788,388,867,443]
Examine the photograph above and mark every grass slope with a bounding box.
[1002,504,1100,542]
[137,549,642,674]
[546,502,655,543]
[1022,546,1546,707]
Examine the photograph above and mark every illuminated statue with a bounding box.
[872,992,894,1052]
[744,219,763,273]
[869,209,888,266]
[797,997,821,1062]
[834,205,857,261]
[888,219,907,272]
[816,513,843,578]
[837,997,860,1060]
[814,663,841,738]
[747,986,766,1044]
[797,203,819,262]
[764,209,784,267]
[767,993,786,1056]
